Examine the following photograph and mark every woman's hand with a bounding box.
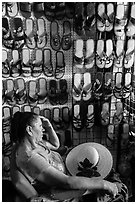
[103,180,118,198]
[40,116,52,129]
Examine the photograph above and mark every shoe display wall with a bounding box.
[2,2,135,201]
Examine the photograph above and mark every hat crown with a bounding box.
[78,146,99,168]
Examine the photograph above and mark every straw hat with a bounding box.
[66,142,113,179]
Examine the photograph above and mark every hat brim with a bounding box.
[66,142,113,179]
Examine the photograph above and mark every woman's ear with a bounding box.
[26,125,33,136]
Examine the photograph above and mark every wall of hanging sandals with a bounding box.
[2,2,135,200]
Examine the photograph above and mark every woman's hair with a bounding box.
[10,111,39,143]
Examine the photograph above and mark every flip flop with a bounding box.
[114,40,125,68]
[72,73,82,101]
[113,101,123,125]
[55,3,65,20]
[52,107,62,130]
[74,3,85,36]
[32,49,43,77]
[55,51,65,79]
[101,102,110,126]
[2,17,14,49]
[123,73,132,99]
[25,18,36,49]
[19,2,32,18]
[121,123,129,140]
[10,50,21,78]
[86,104,94,129]
[48,79,58,105]
[126,3,135,37]
[44,3,56,21]
[37,78,47,104]
[93,72,103,100]
[105,3,115,32]
[105,39,114,69]
[2,106,11,135]
[2,3,6,17]
[12,105,20,115]
[59,79,68,105]
[65,3,75,19]
[124,39,135,69]
[15,78,27,105]
[82,72,92,101]
[62,107,70,130]
[106,124,116,148]
[42,108,51,121]
[6,2,18,17]
[74,39,84,69]
[43,49,53,77]
[84,3,96,37]
[12,17,25,50]
[84,39,95,69]
[36,18,47,48]
[28,80,38,106]
[114,3,127,37]
[62,21,72,51]
[50,21,61,51]
[22,48,32,77]
[32,106,40,115]
[113,72,123,99]
[33,2,44,18]
[97,3,106,32]
[2,49,10,78]
[22,105,31,112]
[73,104,83,131]
[103,72,113,100]
[5,79,16,105]
[2,81,5,105]
[96,39,105,69]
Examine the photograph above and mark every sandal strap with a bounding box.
[84,53,95,64]
[74,55,84,64]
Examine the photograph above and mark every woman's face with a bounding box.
[31,117,44,142]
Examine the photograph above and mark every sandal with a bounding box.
[101,102,110,126]
[33,2,44,18]
[65,3,75,19]
[59,79,68,105]
[56,3,65,20]
[121,123,129,140]
[103,72,113,101]
[43,49,53,77]
[106,124,116,148]
[113,101,123,125]
[15,78,27,105]
[93,72,103,100]
[5,79,16,106]
[42,108,51,121]
[28,80,38,106]
[72,73,82,101]
[105,3,115,32]
[86,104,94,128]
[2,49,10,78]
[73,104,83,131]
[6,2,18,17]
[3,106,11,134]
[62,21,72,51]
[10,50,21,78]
[12,105,20,115]
[105,39,114,69]
[84,39,95,69]
[44,3,56,22]
[113,72,123,99]
[50,21,61,51]
[62,107,70,129]
[12,17,25,50]
[114,3,127,37]
[2,3,6,17]
[114,40,125,68]
[2,81,5,105]
[124,39,135,69]
[82,73,92,101]
[25,18,36,49]
[36,18,47,48]
[19,2,32,18]
[48,79,58,105]
[126,3,135,38]
[32,106,40,115]
[22,105,31,112]
[97,3,106,32]
[84,3,96,37]
[37,78,47,104]
[96,39,105,69]
[22,48,32,77]
[74,39,84,69]
[32,49,43,77]
[55,51,65,79]
[52,107,62,130]
[74,3,85,36]
[2,17,14,49]
[123,73,132,99]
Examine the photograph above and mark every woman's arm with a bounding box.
[40,116,60,150]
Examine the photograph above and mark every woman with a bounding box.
[10,111,118,200]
